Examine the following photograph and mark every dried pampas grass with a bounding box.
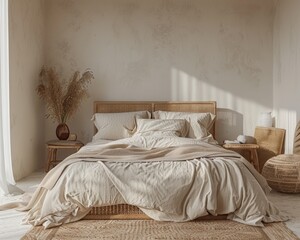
[37,67,94,124]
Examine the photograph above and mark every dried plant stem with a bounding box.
[36,67,93,124]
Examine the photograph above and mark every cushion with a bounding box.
[92,111,151,141]
[262,154,300,193]
[153,111,215,139]
[133,119,188,137]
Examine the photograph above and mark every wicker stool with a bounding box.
[262,154,300,193]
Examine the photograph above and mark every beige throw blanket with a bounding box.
[22,143,268,208]
[1,137,289,229]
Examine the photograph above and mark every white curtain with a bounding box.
[0,0,15,195]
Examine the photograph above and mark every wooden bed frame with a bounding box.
[84,101,223,220]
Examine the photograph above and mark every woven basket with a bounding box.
[262,154,300,193]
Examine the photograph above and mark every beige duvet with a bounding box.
[11,135,289,228]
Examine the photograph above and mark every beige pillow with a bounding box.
[92,111,151,141]
[153,111,215,139]
[133,119,188,137]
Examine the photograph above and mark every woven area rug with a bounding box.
[21,220,299,240]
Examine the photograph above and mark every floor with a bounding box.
[0,171,299,240]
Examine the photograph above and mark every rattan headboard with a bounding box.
[93,101,217,137]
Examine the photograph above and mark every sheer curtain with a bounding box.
[0,0,16,195]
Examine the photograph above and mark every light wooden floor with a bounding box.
[0,171,299,240]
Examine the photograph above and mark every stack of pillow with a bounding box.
[91,110,216,142]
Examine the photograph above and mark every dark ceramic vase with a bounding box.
[56,123,70,140]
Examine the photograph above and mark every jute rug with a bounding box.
[21,220,299,240]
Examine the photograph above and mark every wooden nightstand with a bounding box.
[46,140,84,172]
[223,143,260,171]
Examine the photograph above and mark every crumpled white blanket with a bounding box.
[1,135,289,229]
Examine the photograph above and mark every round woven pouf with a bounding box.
[262,154,300,193]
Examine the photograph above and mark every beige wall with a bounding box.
[9,0,45,180]
[273,0,300,153]
[9,0,285,179]
[45,0,275,144]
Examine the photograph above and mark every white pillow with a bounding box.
[92,111,151,140]
[133,119,188,137]
[153,111,215,139]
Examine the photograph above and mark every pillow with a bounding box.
[153,111,215,139]
[133,130,179,138]
[92,111,151,141]
[133,119,188,137]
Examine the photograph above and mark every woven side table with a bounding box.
[223,143,260,171]
[46,140,84,172]
[262,154,300,193]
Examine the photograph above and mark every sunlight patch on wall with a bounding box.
[171,67,273,142]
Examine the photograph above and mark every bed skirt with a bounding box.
[83,204,227,220]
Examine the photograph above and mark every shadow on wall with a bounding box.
[216,108,243,144]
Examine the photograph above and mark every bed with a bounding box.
[19,101,287,229]
[86,101,217,220]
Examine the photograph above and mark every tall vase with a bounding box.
[56,123,70,140]
[258,112,272,128]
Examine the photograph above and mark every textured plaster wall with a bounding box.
[45,0,275,145]
[273,0,300,153]
[9,0,45,180]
